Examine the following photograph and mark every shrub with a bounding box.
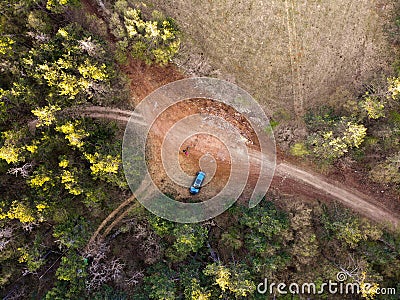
[109,0,180,65]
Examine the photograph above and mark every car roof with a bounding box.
[196,173,205,181]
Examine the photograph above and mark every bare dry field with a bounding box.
[148,0,396,120]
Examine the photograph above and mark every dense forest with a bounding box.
[1,0,400,299]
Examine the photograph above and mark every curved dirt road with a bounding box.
[80,105,399,238]
[275,162,399,228]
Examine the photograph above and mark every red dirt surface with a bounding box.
[146,98,260,202]
[122,58,185,106]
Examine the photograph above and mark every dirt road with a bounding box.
[81,105,399,233]
[275,163,399,228]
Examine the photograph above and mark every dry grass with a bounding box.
[147,0,397,120]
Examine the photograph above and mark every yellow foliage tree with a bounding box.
[0,201,35,223]
[31,105,61,127]
[0,131,24,164]
[359,272,379,300]
[56,121,89,148]
[360,95,385,119]
[110,0,180,65]
[0,36,14,56]
[186,278,211,300]
[203,263,255,297]
[309,118,366,161]
[61,169,83,195]
[387,77,400,100]
[84,152,120,177]
[29,174,52,189]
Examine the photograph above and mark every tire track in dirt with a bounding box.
[82,106,398,246]
[87,177,151,245]
[88,194,135,245]
[77,106,146,125]
[275,162,399,228]
[284,0,305,117]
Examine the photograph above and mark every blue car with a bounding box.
[190,171,206,195]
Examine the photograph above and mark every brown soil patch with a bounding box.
[146,98,261,202]
[122,58,185,106]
